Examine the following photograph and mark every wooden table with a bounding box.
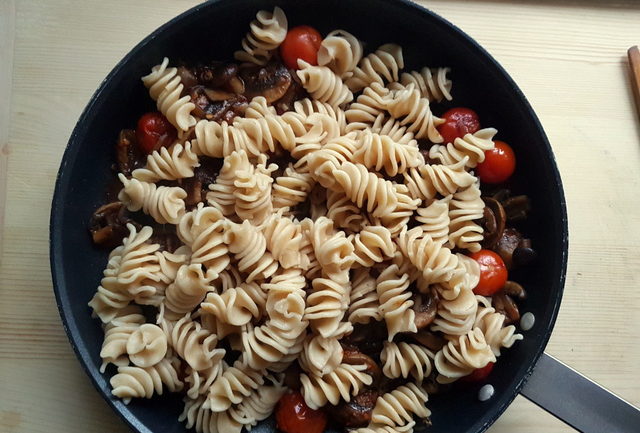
[1,1,639,432]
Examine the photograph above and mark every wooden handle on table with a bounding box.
[629,46,640,118]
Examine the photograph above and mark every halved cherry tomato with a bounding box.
[276,391,327,433]
[135,112,177,154]
[476,140,516,184]
[280,25,323,70]
[470,249,508,296]
[461,362,495,382]
[437,107,481,144]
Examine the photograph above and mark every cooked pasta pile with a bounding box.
[88,6,524,433]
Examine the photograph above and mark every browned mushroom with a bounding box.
[481,196,506,249]
[412,292,438,330]
[503,195,531,222]
[493,292,520,324]
[195,63,241,91]
[341,322,385,356]
[190,86,248,123]
[411,330,446,352]
[494,227,522,269]
[273,69,307,113]
[342,347,381,384]
[88,202,138,248]
[513,238,537,267]
[328,388,379,428]
[204,88,237,102]
[240,62,292,104]
[502,280,527,299]
[180,177,203,207]
[115,129,146,176]
[176,66,198,91]
[149,226,180,253]
[282,362,302,391]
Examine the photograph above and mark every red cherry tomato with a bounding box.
[280,25,323,70]
[136,112,176,154]
[470,250,508,296]
[476,140,516,184]
[437,107,481,144]
[276,391,327,433]
[462,362,495,382]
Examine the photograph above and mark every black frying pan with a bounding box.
[49,1,640,432]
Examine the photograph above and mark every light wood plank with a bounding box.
[1,1,640,432]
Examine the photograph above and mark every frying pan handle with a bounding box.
[519,352,640,432]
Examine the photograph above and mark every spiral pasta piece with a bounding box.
[192,120,259,158]
[163,264,212,319]
[234,7,288,65]
[384,83,444,142]
[376,264,416,340]
[371,383,431,427]
[345,83,391,132]
[261,212,304,268]
[438,253,481,301]
[233,157,277,225]
[369,114,415,145]
[227,382,286,431]
[306,133,360,188]
[397,226,459,286]
[206,149,252,216]
[352,422,416,433]
[272,163,316,210]
[403,159,475,202]
[183,208,230,277]
[125,323,168,368]
[317,29,363,79]
[184,362,226,400]
[168,314,225,371]
[201,282,266,326]
[297,60,354,107]
[428,128,497,168]
[99,306,145,372]
[118,174,186,224]
[350,225,396,267]
[475,296,523,356]
[293,98,347,134]
[431,287,478,336]
[225,220,278,282]
[348,268,380,324]
[328,161,399,218]
[132,142,199,182]
[308,217,355,281]
[299,334,343,376]
[353,130,422,176]
[305,277,351,338]
[434,327,496,383]
[448,182,484,252]
[376,184,421,236]
[346,43,404,92]
[415,196,451,245]
[326,189,365,232]
[381,341,434,382]
[392,67,453,102]
[204,360,266,411]
[110,356,183,403]
[141,57,196,131]
[300,362,373,409]
[241,319,307,370]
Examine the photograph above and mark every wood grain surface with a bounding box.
[1,1,640,432]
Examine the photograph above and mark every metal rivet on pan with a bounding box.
[478,384,495,402]
[520,312,535,331]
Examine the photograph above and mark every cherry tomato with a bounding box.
[280,25,323,70]
[276,391,327,433]
[470,250,508,296]
[461,362,495,382]
[437,107,481,144]
[476,140,516,184]
[135,112,176,154]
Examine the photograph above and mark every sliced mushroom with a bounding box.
[493,292,520,325]
[495,227,523,269]
[481,196,506,249]
[240,62,292,104]
[502,280,527,299]
[342,347,381,384]
[411,330,446,352]
[328,388,379,428]
[503,195,531,222]
[180,177,203,207]
[283,362,302,391]
[273,68,307,113]
[342,322,386,356]
[176,66,198,91]
[412,292,437,330]
[89,202,137,248]
[513,238,537,267]
[115,129,145,176]
[204,88,237,102]
[149,226,180,253]
[190,86,248,123]
[195,63,240,91]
